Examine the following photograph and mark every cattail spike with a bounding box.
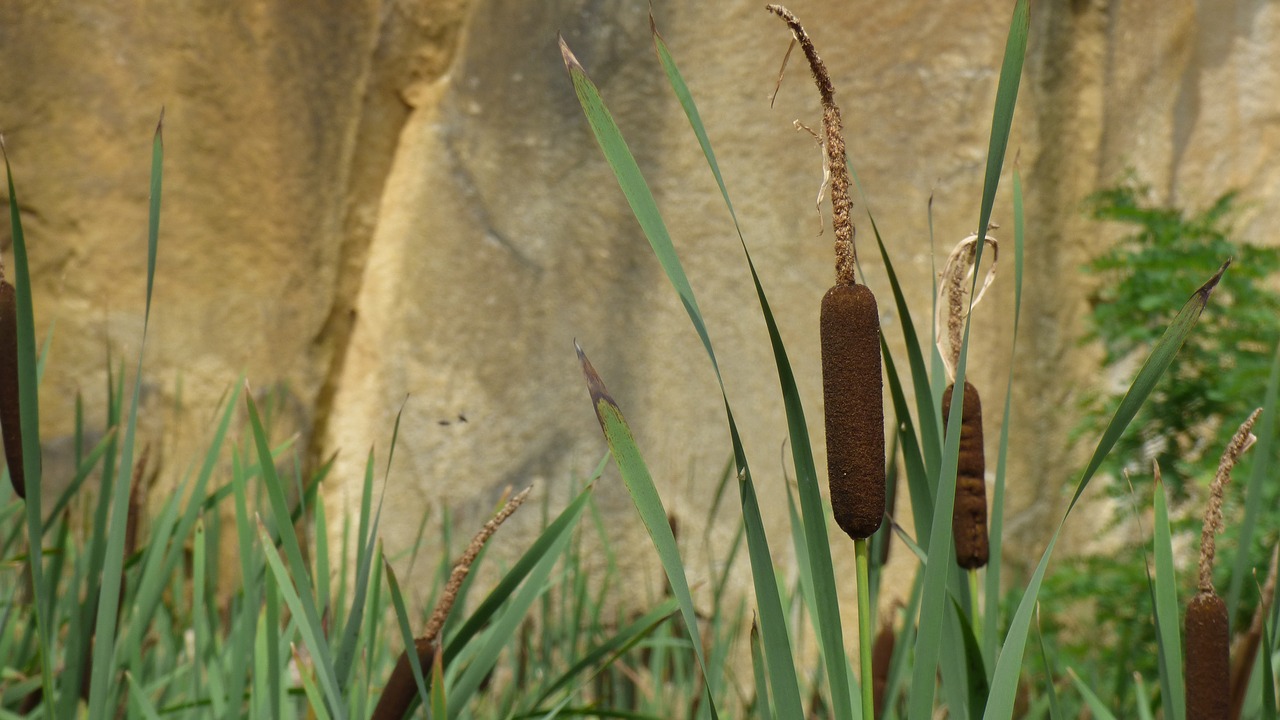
[943,381,988,569]
[1185,591,1230,720]
[821,284,884,539]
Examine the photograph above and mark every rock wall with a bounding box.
[2,0,1278,639]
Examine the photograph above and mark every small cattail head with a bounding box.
[943,381,988,569]
[1185,590,1229,720]
[820,283,885,540]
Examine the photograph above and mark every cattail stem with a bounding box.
[855,538,875,720]
[968,568,981,635]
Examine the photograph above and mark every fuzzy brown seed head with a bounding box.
[821,283,884,540]
[0,277,22,499]
[1185,590,1229,720]
[942,381,988,569]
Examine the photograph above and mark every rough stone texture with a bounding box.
[1,0,1279,644]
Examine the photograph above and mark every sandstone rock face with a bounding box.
[2,0,1278,636]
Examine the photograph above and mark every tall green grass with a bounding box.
[0,119,732,719]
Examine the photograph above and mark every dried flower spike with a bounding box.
[768,4,885,540]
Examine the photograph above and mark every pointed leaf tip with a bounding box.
[1196,259,1230,303]
[558,35,582,74]
[575,342,614,418]
[648,5,662,40]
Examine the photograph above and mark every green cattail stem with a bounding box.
[855,538,875,720]
[968,568,981,635]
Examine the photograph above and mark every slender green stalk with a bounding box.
[969,569,981,635]
[856,538,874,720]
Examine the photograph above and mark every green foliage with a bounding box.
[1043,179,1280,715]
[1081,179,1280,496]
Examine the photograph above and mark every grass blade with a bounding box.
[975,0,1029,244]
[1068,668,1119,720]
[383,554,431,720]
[1036,608,1064,720]
[750,621,775,720]
[257,519,346,719]
[984,165,1026,668]
[576,344,720,717]
[87,114,164,717]
[1151,470,1186,720]
[531,597,679,708]
[559,36,713,362]
[3,134,54,707]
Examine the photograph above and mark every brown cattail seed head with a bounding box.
[1185,590,1229,720]
[821,283,884,540]
[942,381,988,569]
[0,276,22,499]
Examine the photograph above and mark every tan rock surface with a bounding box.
[1,0,1278,646]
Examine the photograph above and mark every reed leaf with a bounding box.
[87,114,164,718]
[984,166,1026,668]
[4,131,54,706]
[1069,668,1119,720]
[1152,470,1186,720]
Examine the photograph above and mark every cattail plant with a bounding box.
[935,232,998,572]
[766,6,882,718]
[0,258,22,498]
[1186,408,1260,720]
